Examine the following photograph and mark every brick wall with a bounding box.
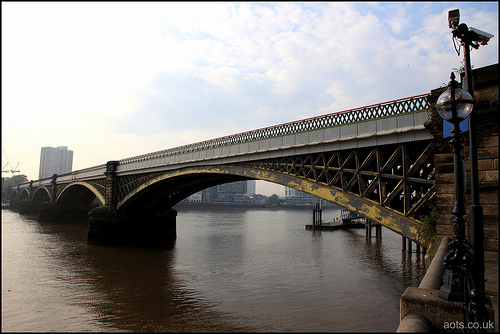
[433,64,498,254]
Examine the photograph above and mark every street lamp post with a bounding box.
[437,72,474,302]
[437,72,487,329]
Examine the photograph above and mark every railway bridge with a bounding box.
[10,94,437,248]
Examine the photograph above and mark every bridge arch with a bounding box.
[57,182,105,207]
[9,189,18,199]
[19,189,30,201]
[32,186,51,203]
[117,167,250,215]
[118,165,428,248]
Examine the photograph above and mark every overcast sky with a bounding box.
[2,2,498,196]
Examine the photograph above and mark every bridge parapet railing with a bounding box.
[17,164,107,190]
[119,94,430,165]
[16,94,431,188]
[58,164,107,182]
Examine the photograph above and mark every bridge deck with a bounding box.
[23,94,431,187]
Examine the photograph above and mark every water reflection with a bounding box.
[2,208,426,332]
[77,245,251,332]
[2,211,254,332]
[342,229,426,288]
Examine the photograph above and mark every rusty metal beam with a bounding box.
[115,164,431,248]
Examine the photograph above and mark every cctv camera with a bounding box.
[448,9,460,29]
[469,27,494,45]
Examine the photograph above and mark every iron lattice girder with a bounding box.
[106,164,430,247]
[115,171,166,204]
[241,140,436,220]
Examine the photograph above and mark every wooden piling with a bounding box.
[312,203,322,230]
[366,219,372,237]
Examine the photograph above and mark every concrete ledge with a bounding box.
[398,235,496,332]
[400,287,461,332]
[419,236,450,290]
[400,287,495,333]
[397,314,433,332]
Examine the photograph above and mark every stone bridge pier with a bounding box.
[87,206,177,248]
[86,160,177,248]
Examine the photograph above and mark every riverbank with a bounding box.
[174,202,340,210]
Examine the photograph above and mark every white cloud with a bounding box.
[2,2,498,183]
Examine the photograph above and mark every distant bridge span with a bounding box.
[12,94,435,248]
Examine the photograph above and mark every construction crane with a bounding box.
[2,150,20,176]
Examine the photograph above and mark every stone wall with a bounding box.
[430,64,498,260]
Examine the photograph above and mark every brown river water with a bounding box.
[2,206,426,332]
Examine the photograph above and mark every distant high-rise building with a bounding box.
[39,146,73,179]
[182,180,254,203]
[284,186,332,206]
[246,180,256,196]
[218,181,247,200]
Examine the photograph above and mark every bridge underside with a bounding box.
[118,172,251,214]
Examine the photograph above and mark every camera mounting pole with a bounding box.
[447,7,494,298]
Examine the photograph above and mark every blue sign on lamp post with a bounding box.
[443,118,468,138]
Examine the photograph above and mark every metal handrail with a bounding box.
[462,258,487,333]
